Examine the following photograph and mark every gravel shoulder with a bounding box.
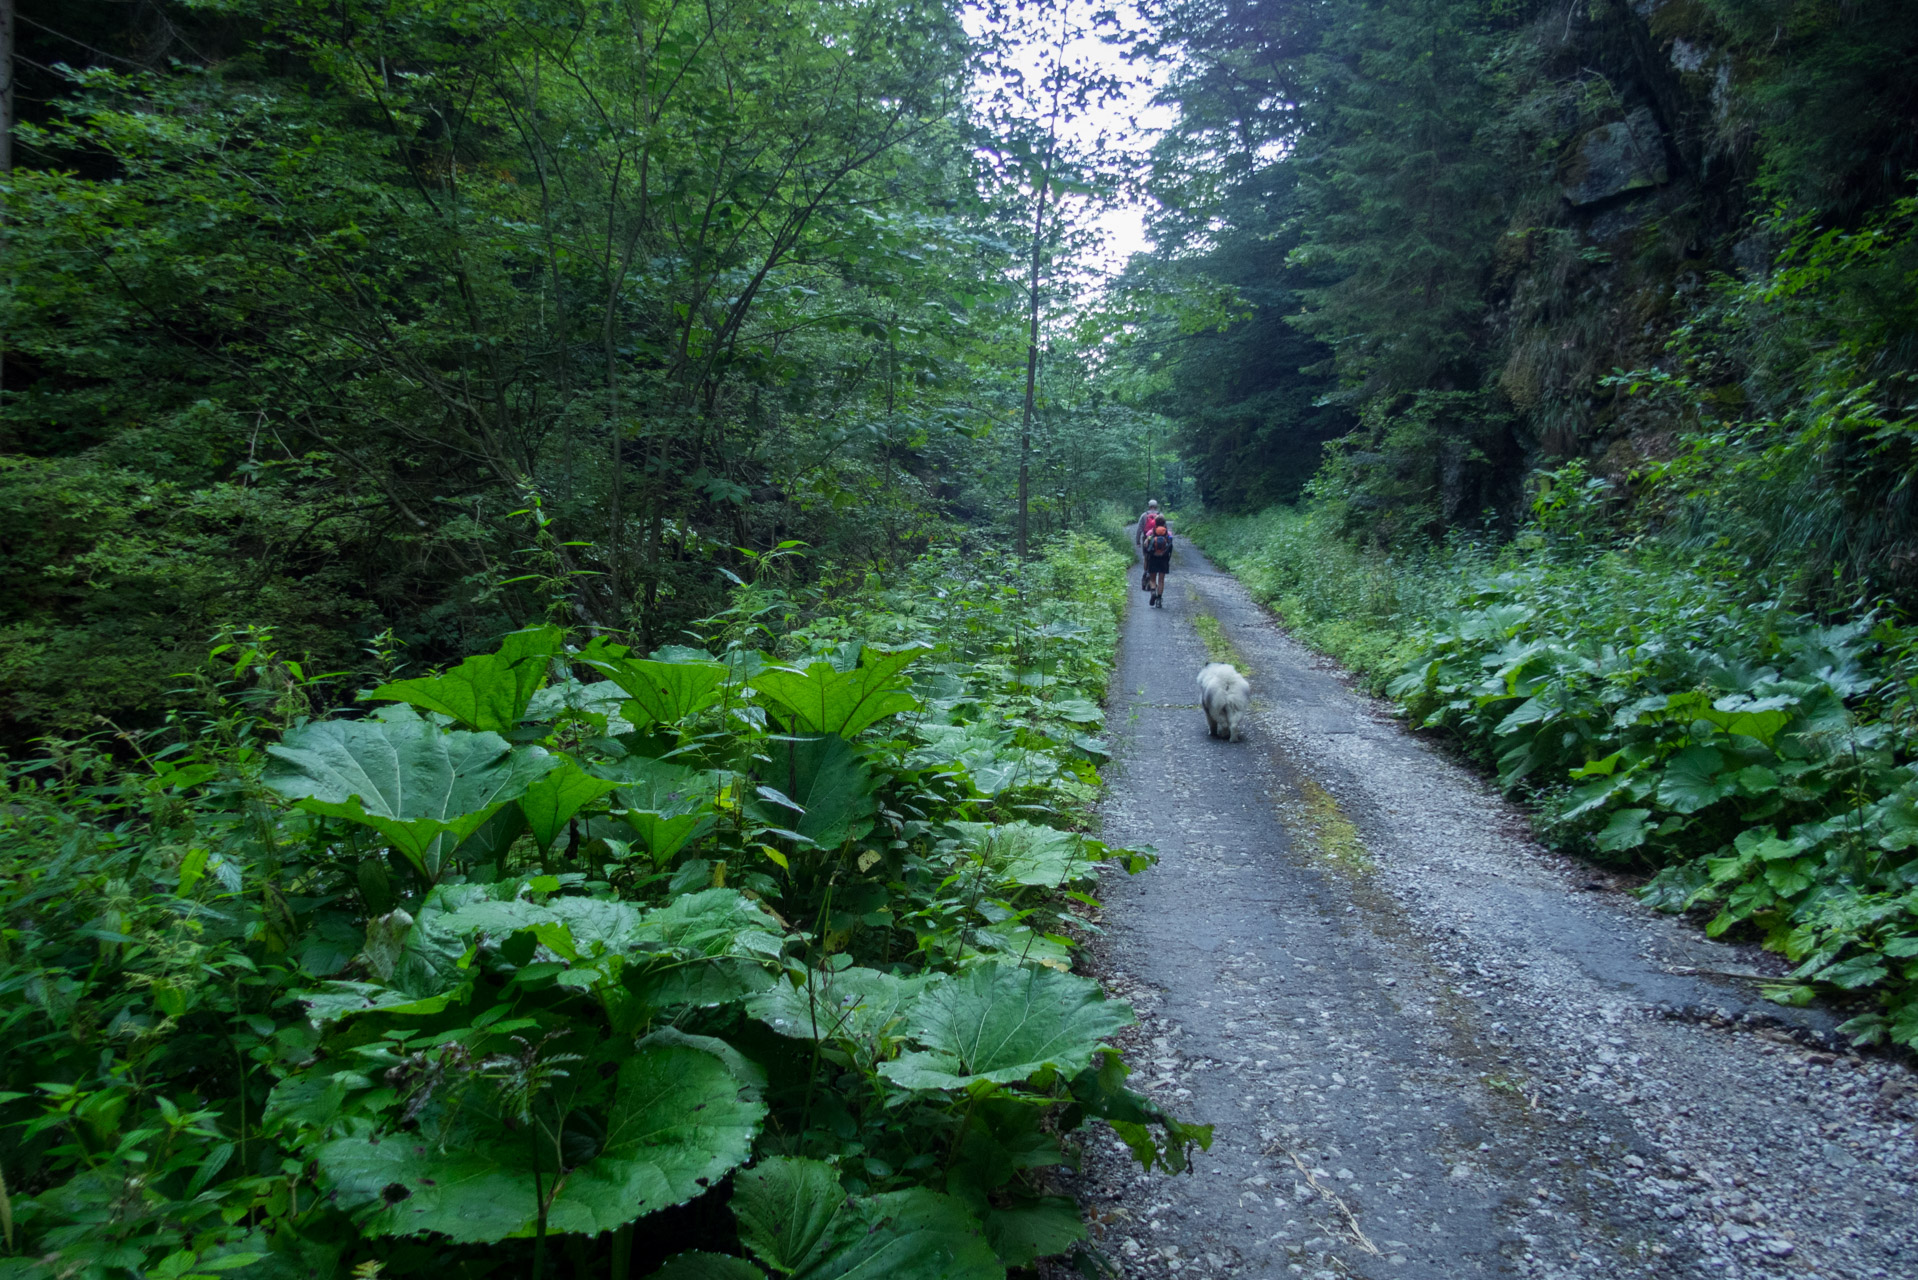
[1066,541,1918,1280]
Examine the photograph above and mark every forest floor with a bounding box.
[1061,541,1918,1280]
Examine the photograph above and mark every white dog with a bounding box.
[1198,662,1251,742]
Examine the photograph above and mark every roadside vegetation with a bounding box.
[1190,466,1918,1051]
[0,530,1215,1278]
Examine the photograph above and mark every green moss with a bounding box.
[1297,778,1374,875]
[1190,611,1246,669]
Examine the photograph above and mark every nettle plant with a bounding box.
[1,551,1206,1280]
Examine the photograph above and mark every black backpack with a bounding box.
[1146,529,1171,556]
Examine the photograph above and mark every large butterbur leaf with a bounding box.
[982,1199,1085,1268]
[746,966,925,1044]
[946,822,1093,887]
[651,1257,769,1280]
[608,756,722,862]
[725,1157,1002,1280]
[264,714,557,879]
[790,1188,1000,1280]
[750,644,928,737]
[1067,1048,1214,1175]
[907,724,1057,796]
[518,759,623,852]
[368,626,563,732]
[582,653,731,726]
[880,966,1134,1091]
[748,736,876,848]
[732,1157,847,1275]
[1656,745,1736,814]
[317,1032,764,1243]
[635,888,788,960]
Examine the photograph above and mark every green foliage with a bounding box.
[1193,498,1918,1048]
[369,628,566,734]
[0,535,1205,1277]
[723,1157,1002,1280]
[263,714,560,882]
[0,0,1153,745]
[881,967,1135,1091]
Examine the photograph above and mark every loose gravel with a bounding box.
[1062,542,1918,1280]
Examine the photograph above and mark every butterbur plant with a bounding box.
[1388,562,1918,1047]
[0,534,1207,1279]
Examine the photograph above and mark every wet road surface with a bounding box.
[1065,541,1918,1280]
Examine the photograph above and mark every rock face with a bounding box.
[1561,106,1670,205]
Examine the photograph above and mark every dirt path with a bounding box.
[1069,541,1918,1280]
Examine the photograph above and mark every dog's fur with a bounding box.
[1198,662,1251,742]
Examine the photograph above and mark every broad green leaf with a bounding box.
[908,725,1058,797]
[264,717,558,878]
[582,655,730,725]
[1591,808,1652,852]
[1763,857,1814,897]
[631,959,778,1010]
[1654,746,1733,814]
[453,802,530,866]
[947,822,1092,886]
[968,927,1074,972]
[433,894,644,958]
[733,1157,848,1275]
[1815,954,1889,989]
[1046,698,1103,724]
[1067,1049,1213,1174]
[1701,697,1794,745]
[317,1035,764,1242]
[750,644,928,737]
[297,981,456,1023]
[605,756,724,815]
[880,966,1134,1091]
[524,678,635,733]
[369,626,562,731]
[636,888,788,960]
[518,760,623,852]
[650,1256,768,1280]
[750,736,877,848]
[746,967,926,1043]
[792,1188,1000,1280]
[609,757,722,862]
[717,1160,1001,1280]
[626,810,719,864]
[983,1199,1085,1268]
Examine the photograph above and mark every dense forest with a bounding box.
[7,0,1918,1276]
[0,0,1181,745]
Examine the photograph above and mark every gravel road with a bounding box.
[1065,541,1918,1280]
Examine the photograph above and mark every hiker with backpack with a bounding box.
[1141,515,1173,607]
[1134,499,1161,550]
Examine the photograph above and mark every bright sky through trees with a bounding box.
[964,0,1174,279]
